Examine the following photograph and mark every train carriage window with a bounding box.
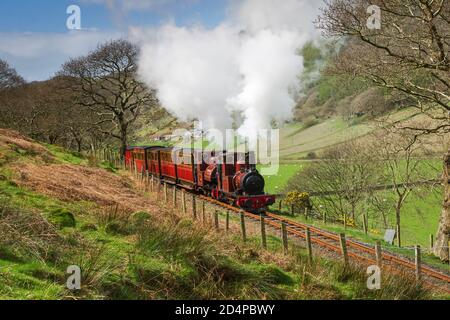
[134,152,145,160]
[161,152,173,162]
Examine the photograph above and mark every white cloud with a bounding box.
[0,31,121,81]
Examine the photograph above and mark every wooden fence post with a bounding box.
[172,187,177,207]
[429,234,434,252]
[339,233,349,266]
[164,183,168,203]
[291,204,295,216]
[192,195,197,220]
[260,216,267,249]
[214,210,219,231]
[202,201,206,225]
[415,245,421,281]
[323,211,327,224]
[240,212,247,242]
[182,190,186,214]
[281,223,288,255]
[375,241,382,268]
[226,211,230,232]
[278,200,282,212]
[305,227,313,264]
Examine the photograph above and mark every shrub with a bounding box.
[284,191,311,210]
[80,223,98,232]
[0,204,61,262]
[97,205,134,235]
[47,208,76,229]
[131,211,151,225]
[306,152,317,159]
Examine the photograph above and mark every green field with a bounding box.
[278,109,426,160]
[260,163,307,194]
[260,152,444,257]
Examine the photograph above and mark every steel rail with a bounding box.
[197,195,450,294]
[265,212,450,284]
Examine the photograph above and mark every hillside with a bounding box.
[1,129,437,300]
[261,109,445,251]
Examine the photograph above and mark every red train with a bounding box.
[124,146,276,212]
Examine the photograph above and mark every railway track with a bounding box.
[198,195,450,294]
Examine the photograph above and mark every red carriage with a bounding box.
[125,146,276,212]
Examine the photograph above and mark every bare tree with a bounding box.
[0,59,25,90]
[371,129,440,246]
[287,141,381,226]
[0,77,95,150]
[58,40,158,155]
[318,0,450,261]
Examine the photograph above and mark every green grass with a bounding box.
[396,188,442,248]
[43,144,87,165]
[260,155,447,272]
[0,131,445,300]
[259,163,307,194]
[271,188,449,273]
[277,109,425,161]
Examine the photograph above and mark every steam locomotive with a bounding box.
[124,146,276,212]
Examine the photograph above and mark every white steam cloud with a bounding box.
[133,0,322,136]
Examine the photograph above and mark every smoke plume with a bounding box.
[133,0,322,135]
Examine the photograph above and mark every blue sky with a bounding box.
[0,0,229,80]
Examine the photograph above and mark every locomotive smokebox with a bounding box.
[233,170,265,195]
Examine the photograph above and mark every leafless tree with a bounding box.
[58,39,158,155]
[0,77,95,150]
[0,59,25,90]
[370,129,440,246]
[317,0,450,260]
[287,141,381,225]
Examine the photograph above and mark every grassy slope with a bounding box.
[260,144,446,272]
[1,132,434,300]
[278,108,422,160]
[262,158,445,249]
